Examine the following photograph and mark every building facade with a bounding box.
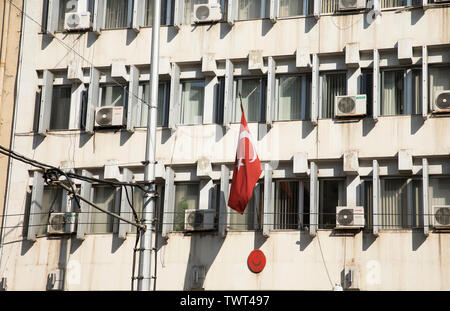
[0,0,449,291]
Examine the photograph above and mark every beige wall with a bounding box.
[0,1,22,238]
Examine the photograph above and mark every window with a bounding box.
[381,70,404,116]
[138,82,170,127]
[411,69,422,115]
[381,0,407,8]
[181,80,204,125]
[100,85,127,107]
[273,180,310,230]
[380,178,422,229]
[237,0,270,20]
[277,75,311,121]
[362,180,373,229]
[319,179,346,229]
[104,0,131,29]
[360,71,373,117]
[49,86,72,130]
[173,183,200,231]
[131,185,165,233]
[429,66,450,108]
[279,0,314,17]
[215,77,225,124]
[57,0,71,31]
[90,185,118,233]
[320,72,346,119]
[229,183,263,230]
[144,0,174,26]
[234,77,267,123]
[36,186,64,236]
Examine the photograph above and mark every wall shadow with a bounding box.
[302,121,315,139]
[411,9,425,25]
[120,130,133,146]
[32,134,45,150]
[160,128,172,144]
[126,29,138,46]
[305,16,318,33]
[111,234,125,253]
[410,115,425,135]
[87,32,98,48]
[215,125,226,143]
[182,233,225,290]
[78,132,92,148]
[412,229,427,251]
[167,26,178,43]
[258,124,270,140]
[69,236,83,254]
[362,230,377,251]
[261,19,274,37]
[296,230,313,251]
[220,22,232,39]
[253,231,267,250]
[41,34,53,50]
[362,118,376,137]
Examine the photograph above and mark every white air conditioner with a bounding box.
[64,12,91,31]
[184,209,216,231]
[192,3,222,23]
[95,106,126,128]
[335,95,367,117]
[432,90,450,113]
[336,206,365,229]
[338,0,367,11]
[432,206,450,229]
[47,212,77,235]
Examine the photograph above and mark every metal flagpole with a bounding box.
[137,0,161,291]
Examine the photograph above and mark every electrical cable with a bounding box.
[6,0,155,111]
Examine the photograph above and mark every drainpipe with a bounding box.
[0,0,26,270]
[137,0,161,291]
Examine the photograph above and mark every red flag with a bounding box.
[228,108,263,214]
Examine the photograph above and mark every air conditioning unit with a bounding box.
[336,206,365,229]
[64,12,91,31]
[432,206,450,229]
[335,95,367,117]
[184,209,216,231]
[48,212,77,235]
[338,0,367,11]
[192,3,222,23]
[95,106,126,128]
[432,90,450,113]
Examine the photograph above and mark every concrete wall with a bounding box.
[0,1,449,291]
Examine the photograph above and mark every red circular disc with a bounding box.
[247,249,266,273]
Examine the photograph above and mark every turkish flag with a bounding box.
[228,109,263,214]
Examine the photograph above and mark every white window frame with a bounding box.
[232,76,267,123]
[274,73,311,122]
[136,80,171,128]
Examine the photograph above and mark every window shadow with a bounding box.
[160,128,172,144]
[32,134,45,150]
[254,230,267,250]
[69,236,83,254]
[41,34,54,50]
[111,234,125,253]
[215,124,226,143]
[78,132,92,148]
[258,124,270,140]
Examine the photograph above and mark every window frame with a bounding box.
[173,182,201,232]
[319,71,347,120]
[137,81,171,128]
[275,73,312,122]
[318,178,347,229]
[236,0,270,21]
[228,181,264,231]
[103,0,133,30]
[87,184,121,234]
[179,79,205,126]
